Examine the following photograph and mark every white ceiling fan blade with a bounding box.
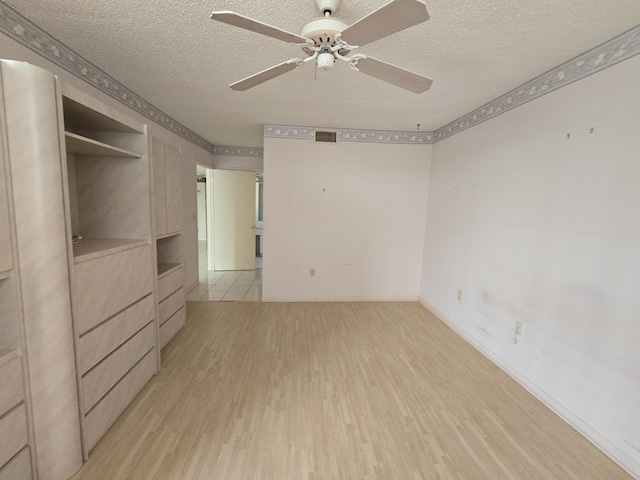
[211,11,309,44]
[230,59,303,91]
[340,0,429,47]
[351,56,432,94]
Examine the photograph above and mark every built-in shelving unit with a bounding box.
[0,59,187,480]
[0,61,35,479]
[152,138,185,352]
[61,83,157,459]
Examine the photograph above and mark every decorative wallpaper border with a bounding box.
[0,1,216,154]
[213,146,264,158]
[2,0,639,151]
[434,25,640,141]
[263,125,315,140]
[340,128,433,144]
[264,125,434,144]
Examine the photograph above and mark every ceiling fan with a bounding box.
[210,0,433,93]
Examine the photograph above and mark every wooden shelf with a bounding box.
[157,263,182,278]
[73,238,149,264]
[156,231,183,240]
[65,132,140,158]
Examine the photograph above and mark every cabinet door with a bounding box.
[164,145,182,234]
[152,139,167,236]
[0,133,12,275]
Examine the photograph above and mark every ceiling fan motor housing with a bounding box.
[301,17,348,47]
[315,0,340,15]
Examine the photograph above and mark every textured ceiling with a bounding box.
[6,0,640,148]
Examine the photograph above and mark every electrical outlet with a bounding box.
[310,268,315,277]
[457,290,463,301]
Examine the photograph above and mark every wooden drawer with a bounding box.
[75,245,153,334]
[0,404,28,469]
[84,349,155,452]
[0,357,23,416]
[0,447,31,480]
[82,322,155,412]
[157,265,183,302]
[160,307,185,349]
[78,295,154,374]
[158,287,184,325]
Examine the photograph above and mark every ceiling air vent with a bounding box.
[315,130,338,143]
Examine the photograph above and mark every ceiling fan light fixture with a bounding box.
[317,52,335,70]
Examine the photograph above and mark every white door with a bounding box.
[212,170,256,270]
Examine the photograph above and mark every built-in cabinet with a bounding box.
[152,138,186,350]
[0,60,185,480]
[0,61,41,480]
[61,83,158,457]
[153,139,183,236]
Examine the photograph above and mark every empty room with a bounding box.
[0,1,638,479]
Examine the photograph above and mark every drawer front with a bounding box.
[84,349,156,452]
[0,404,28,469]
[0,447,31,480]
[82,322,156,412]
[0,358,23,415]
[158,287,184,325]
[78,295,155,374]
[157,266,183,302]
[75,245,153,334]
[160,307,185,349]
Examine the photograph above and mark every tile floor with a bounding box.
[186,269,262,301]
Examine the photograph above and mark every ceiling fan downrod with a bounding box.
[316,0,340,16]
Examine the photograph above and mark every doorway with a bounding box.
[196,165,208,280]
[190,168,263,301]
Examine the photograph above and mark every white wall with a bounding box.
[420,55,640,476]
[212,153,263,171]
[263,137,431,301]
[0,34,214,290]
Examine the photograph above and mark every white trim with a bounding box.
[262,295,420,302]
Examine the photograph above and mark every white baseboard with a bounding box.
[261,295,419,303]
[418,297,640,480]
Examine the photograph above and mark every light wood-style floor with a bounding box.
[71,301,630,479]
